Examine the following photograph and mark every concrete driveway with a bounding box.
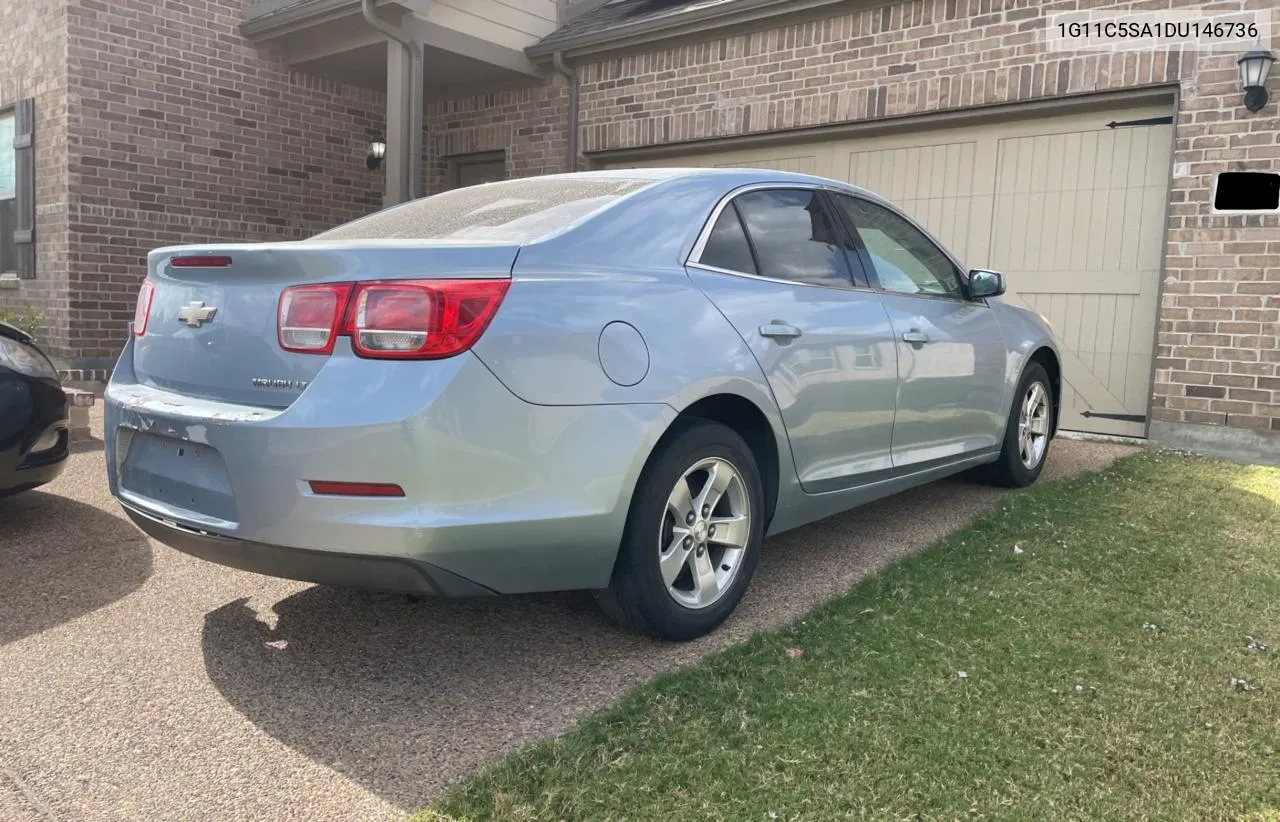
[0,408,1136,822]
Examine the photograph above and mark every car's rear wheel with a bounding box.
[980,361,1054,488]
[598,419,764,641]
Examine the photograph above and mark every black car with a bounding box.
[0,320,69,497]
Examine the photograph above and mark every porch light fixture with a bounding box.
[367,139,387,171]
[1238,46,1275,113]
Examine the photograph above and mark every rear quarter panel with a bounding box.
[469,173,799,518]
[471,174,787,414]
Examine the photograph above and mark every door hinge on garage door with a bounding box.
[1106,116,1174,129]
[1081,410,1147,423]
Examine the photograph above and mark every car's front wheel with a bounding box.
[598,419,764,641]
[980,361,1054,488]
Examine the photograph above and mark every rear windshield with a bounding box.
[311,177,654,244]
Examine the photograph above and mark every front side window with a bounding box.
[0,111,16,274]
[731,189,853,288]
[833,194,963,299]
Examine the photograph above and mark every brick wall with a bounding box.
[0,0,70,353]
[564,0,1280,436]
[427,75,571,193]
[54,0,387,365]
[1157,46,1280,434]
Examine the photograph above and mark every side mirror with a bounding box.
[968,269,1006,299]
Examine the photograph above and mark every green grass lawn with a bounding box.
[416,451,1280,822]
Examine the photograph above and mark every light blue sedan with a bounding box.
[104,169,1059,641]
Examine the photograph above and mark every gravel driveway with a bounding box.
[0,407,1136,821]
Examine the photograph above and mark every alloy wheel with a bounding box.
[1017,381,1050,469]
[658,456,751,610]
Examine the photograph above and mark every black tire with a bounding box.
[597,419,765,641]
[978,361,1054,488]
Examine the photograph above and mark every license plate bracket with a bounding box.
[119,430,239,524]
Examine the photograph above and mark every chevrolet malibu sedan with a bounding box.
[105,168,1059,641]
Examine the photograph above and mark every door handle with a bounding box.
[901,329,930,345]
[759,321,802,340]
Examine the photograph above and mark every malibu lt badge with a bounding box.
[251,377,310,390]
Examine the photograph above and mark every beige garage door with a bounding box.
[606,103,1174,438]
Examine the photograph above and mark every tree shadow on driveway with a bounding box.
[0,488,152,646]
[198,440,1134,812]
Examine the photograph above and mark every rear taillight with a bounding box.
[347,279,510,359]
[278,283,354,354]
[277,278,509,360]
[132,281,155,337]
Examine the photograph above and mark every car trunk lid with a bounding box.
[131,241,519,408]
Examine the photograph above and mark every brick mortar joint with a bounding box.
[58,368,112,382]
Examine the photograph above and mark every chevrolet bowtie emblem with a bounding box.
[177,301,217,328]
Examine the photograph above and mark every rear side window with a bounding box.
[698,205,757,275]
[311,177,654,244]
[732,189,854,288]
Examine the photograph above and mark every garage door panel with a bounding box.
[712,154,820,174]
[1118,186,1146,270]
[1074,294,1097,368]
[610,150,824,176]
[845,141,982,260]
[989,116,1171,437]
[1039,190,1068,271]
[1018,274,1143,294]
[1043,132,1070,192]
[1088,187,1117,271]
[994,132,1161,277]
[1091,294,1119,384]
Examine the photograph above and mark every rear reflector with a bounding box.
[132,281,155,337]
[278,283,355,354]
[308,480,405,497]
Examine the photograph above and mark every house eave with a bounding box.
[241,0,403,40]
[525,0,850,61]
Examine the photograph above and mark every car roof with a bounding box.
[522,167,879,199]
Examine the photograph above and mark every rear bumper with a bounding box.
[105,341,677,594]
[120,502,495,596]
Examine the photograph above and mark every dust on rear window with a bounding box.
[311,177,654,244]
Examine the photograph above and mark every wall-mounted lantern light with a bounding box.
[367,139,387,171]
[1238,46,1275,113]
